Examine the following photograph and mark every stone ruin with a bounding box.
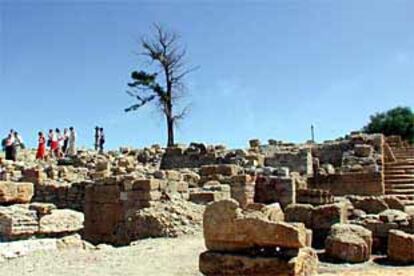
[199,199,318,275]
[0,181,84,244]
[1,132,414,272]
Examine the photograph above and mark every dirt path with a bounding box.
[1,234,414,276]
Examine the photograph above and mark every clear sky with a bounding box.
[1,0,413,149]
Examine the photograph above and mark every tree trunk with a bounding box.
[167,117,174,147]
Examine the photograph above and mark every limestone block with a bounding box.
[203,199,307,252]
[312,203,347,230]
[0,181,34,204]
[199,247,318,276]
[349,196,389,214]
[39,209,84,235]
[325,223,372,263]
[285,204,314,228]
[132,179,161,191]
[388,230,414,264]
[0,205,39,240]
[354,144,373,157]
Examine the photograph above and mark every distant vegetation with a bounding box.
[363,106,414,143]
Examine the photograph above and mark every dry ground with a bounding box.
[1,233,414,276]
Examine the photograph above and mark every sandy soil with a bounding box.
[1,233,414,276]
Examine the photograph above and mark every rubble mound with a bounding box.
[126,199,205,240]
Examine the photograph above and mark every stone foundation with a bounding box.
[308,172,384,196]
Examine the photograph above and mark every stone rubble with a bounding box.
[0,133,414,274]
[199,199,318,275]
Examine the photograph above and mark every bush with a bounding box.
[363,106,414,143]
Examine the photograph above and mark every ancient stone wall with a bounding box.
[311,141,351,167]
[296,188,334,205]
[308,172,384,196]
[83,176,189,245]
[32,181,88,212]
[264,148,313,176]
[254,175,295,208]
[160,145,223,170]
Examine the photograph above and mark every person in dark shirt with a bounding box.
[99,127,105,154]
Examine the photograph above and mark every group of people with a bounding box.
[94,127,105,153]
[36,127,77,160]
[1,130,25,161]
[2,126,106,162]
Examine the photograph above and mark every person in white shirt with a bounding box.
[66,127,77,156]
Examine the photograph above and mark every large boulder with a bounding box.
[0,182,34,204]
[388,230,414,264]
[325,223,372,263]
[199,247,318,276]
[39,209,84,235]
[203,199,307,252]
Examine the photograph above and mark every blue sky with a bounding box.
[1,0,413,149]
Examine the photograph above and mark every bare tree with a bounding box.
[125,24,195,147]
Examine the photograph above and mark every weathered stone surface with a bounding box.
[29,203,56,217]
[125,200,204,240]
[199,247,318,276]
[0,205,38,240]
[378,209,408,224]
[39,209,84,235]
[230,174,255,208]
[200,164,239,177]
[325,223,372,263]
[382,196,405,211]
[189,184,231,204]
[203,199,307,252]
[354,144,373,158]
[296,188,334,206]
[312,203,348,231]
[285,204,313,228]
[388,230,414,264]
[254,176,296,209]
[0,182,34,204]
[259,203,285,222]
[56,234,95,251]
[0,238,57,259]
[348,196,389,214]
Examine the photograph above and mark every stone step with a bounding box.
[385,188,414,195]
[385,174,414,179]
[385,179,414,184]
[400,200,414,206]
[404,206,414,215]
[385,184,414,189]
[394,195,414,201]
[385,165,414,170]
[384,169,410,174]
[386,160,414,165]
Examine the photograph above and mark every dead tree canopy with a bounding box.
[125,24,196,147]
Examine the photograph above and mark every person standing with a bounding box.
[4,134,15,161]
[14,132,24,150]
[99,127,105,154]
[62,128,69,155]
[56,128,64,158]
[36,132,46,160]
[49,129,58,158]
[66,127,77,156]
[94,126,100,151]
